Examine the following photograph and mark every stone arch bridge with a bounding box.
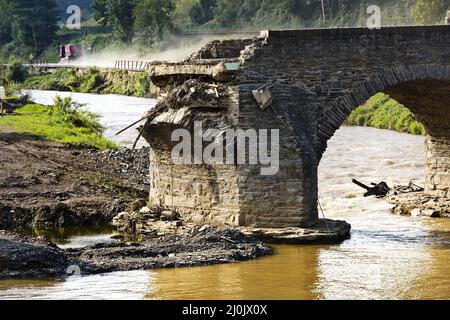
[141,25,450,228]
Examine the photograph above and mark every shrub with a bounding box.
[346,93,426,136]
[5,62,28,83]
[0,100,117,150]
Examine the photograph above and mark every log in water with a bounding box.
[1,91,449,300]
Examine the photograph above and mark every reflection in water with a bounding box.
[147,246,321,300]
[148,127,450,300]
[18,226,122,249]
[1,123,449,299]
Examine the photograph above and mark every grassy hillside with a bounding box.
[24,68,156,97]
[345,93,426,136]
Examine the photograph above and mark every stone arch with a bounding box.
[318,63,450,197]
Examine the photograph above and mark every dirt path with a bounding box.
[0,126,149,229]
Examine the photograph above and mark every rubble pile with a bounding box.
[84,147,150,188]
[164,79,228,109]
[112,204,186,238]
[144,79,229,123]
[387,192,450,218]
[0,227,273,279]
[186,39,254,61]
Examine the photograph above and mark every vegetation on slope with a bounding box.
[0,97,117,150]
[345,93,426,136]
[23,68,155,97]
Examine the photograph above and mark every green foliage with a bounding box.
[79,69,105,93]
[172,0,197,25]
[4,82,27,98]
[53,96,104,133]
[24,68,156,97]
[190,0,217,25]
[346,93,426,136]
[0,100,117,150]
[24,69,77,91]
[9,0,60,54]
[134,0,176,46]
[412,0,444,24]
[4,61,28,83]
[133,71,153,97]
[0,0,14,45]
[93,0,135,46]
[92,0,175,46]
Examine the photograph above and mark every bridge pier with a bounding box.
[143,26,450,228]
[426,136,450,198]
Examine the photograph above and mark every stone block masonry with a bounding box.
[143,26,450,228]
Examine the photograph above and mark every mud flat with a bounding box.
[0,126,149,230]
[0,228,273,280]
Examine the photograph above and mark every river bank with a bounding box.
[1,124,449,299]
[345,93,426,136]
[0,121,277,280]
[0,228,273,280]
[23,68,158,98]
[1,64,426,137]
[0,125,149,230]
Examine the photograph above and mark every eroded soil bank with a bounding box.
[0,126,149,230]
[0,127,273,279]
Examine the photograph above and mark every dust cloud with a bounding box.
[66,33,251,68]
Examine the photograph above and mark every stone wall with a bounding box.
[235,26,450,224]
[145,25,450,228]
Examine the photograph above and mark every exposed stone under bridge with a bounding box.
[142,25,450,229]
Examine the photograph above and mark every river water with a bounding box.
[24,90,155,148]
[0,91,449,300]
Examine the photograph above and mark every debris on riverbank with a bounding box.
[240,219,352,244]
[0,230,69,279]
[352,177,449,218]
[112,207,352,245]
[0,228,273,280]
[387,192,450,218]
[0,127,149,229]
[72,226,272,274]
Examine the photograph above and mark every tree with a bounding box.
[190,0,217,25]
[93,0,135,46]
[412,0,442,24]
[10,0,60,54]
[0,0,14,46]
[134,0,176,46]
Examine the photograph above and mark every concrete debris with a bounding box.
[186,39,255,61]
[112,207,183,236]
[163,79,228,110]
[144,79,229,124]
[387,191,450,218]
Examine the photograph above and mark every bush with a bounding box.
[346,93,426,136]
[0,99,117,150]
[53,96,104,134]
[5,62,28,83]
[133,71,152,97]
[79,69,105,93]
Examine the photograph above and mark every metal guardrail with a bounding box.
[2,61,151,72]
[114,60,150,71]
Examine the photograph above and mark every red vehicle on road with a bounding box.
[59,44,89,61]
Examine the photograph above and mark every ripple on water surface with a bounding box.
[1,103,450,300]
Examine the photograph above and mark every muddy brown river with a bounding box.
[0,91,449,300]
